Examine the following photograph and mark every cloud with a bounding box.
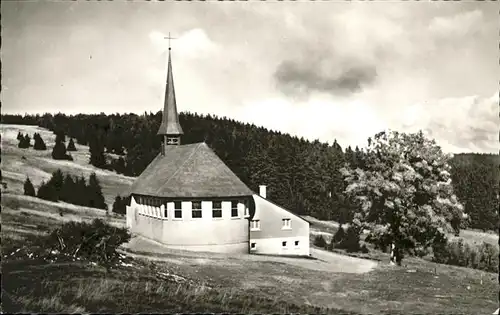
[274,59,377,98]
[398,93,498,153]
[428,10,483,38]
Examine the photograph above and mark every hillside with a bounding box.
[1,123,499,314]
[2,113,498,232]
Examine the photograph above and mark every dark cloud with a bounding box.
[274,58,377,98]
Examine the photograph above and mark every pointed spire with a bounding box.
[157,47,183,139]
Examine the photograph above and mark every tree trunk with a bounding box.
[390,242,402,266]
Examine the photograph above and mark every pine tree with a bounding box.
[37,181,57,202]
[67,138,77,151]
[23,177,36,197]
[61,174,76,203]
[47,169,64,201]
[89,135,107,169]
[33,133,47,150]
[18,133,30,148]
[112,195,127,215]
[52,135,73,160]
[17,131,23,141]
[87,172,107,210]
[75,176,88,206]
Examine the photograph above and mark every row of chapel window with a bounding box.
[136,197,247,219]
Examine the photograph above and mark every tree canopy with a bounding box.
[340,130,466,265]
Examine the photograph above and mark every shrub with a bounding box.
[332,225,346,243]
[6,219,132,269]
[432,238,499,273]
[23,177,36,197]
[313,235,327,248]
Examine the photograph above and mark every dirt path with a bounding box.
[121,235,377,274]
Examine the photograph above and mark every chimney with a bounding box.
[259,185,267,199]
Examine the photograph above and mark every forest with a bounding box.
[3,112,498,232]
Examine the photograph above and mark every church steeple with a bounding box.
[157,42,183,152]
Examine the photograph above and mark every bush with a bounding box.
[313,235,327,248]
[6,219,132,269]
[23,177,36,197]
[432,238,499,273]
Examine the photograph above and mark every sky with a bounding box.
[2,1,498,153]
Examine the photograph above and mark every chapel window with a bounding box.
[212,201,222,218]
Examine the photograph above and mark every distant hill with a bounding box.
[2,114,498,232]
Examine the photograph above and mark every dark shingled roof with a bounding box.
[128,142,254,198]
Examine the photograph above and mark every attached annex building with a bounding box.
[126,46,309,256]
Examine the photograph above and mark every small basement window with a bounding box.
[212,201,222,218]
[295,240,299,246]
[231,200,239,217]
[174,201,182,218]
[282,241,287,247]
[192,201,202,218]
[250,242,256,250]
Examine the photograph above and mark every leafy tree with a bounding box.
[87,172,107,210]
[23,177,36,197]
[340,130,465,265]
[67,138,77,151]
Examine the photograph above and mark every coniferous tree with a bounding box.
[17,131,23,141]
[87,172,107,210]
[89,135,107,169]
[75,176,88,207]
[61,174,76,203]
[37,181,57,202]
[33,133,47,150]
[112,195,128,215]
[52,132,73,160]
[18,133,30,148]
[23,177,36,197]
[67,138,77,151]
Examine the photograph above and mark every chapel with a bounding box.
[126,44,310,255]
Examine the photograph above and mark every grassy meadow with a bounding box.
[1,124,499,314]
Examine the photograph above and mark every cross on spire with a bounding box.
[164,32,177,51]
